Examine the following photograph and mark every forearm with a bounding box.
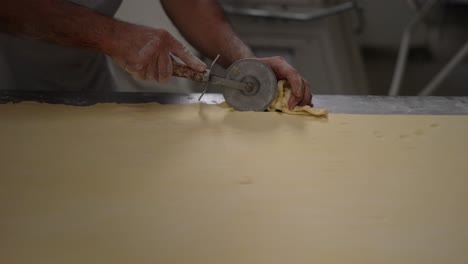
[161,0,254,67]
[0,0,128,55]
[161,0,312,108]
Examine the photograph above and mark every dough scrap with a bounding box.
[267,80,328,117]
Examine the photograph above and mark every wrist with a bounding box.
[227,45,255,63]
[220,36,256,66]
[98,20,131,57]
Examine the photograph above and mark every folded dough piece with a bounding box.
[267,80,328,117]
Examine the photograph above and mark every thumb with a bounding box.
[170,40,207,72]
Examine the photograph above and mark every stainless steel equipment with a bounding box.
[389,0,468,96]
[218,0,368,95]
[2,91,468,115]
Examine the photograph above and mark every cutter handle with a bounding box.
[172,61,207,83]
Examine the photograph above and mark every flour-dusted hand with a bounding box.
[110,26,207,83]
[256,57,312,110]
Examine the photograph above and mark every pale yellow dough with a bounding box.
[1,102,468,264]
[267,80,328,116]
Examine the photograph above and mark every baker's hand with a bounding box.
[255,57,312,109]
[110,26,207,83]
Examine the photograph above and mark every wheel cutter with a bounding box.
[172,59,277,111]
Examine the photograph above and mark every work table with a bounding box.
[1,92,468,264]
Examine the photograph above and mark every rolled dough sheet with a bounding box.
[1,102,468,264]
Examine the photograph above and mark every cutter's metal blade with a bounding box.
[223,59,277,112]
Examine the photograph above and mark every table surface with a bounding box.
[1,91,468,115]
[1,102,468,264]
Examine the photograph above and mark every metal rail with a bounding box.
[222,2,355,21]
[1,91,468,115]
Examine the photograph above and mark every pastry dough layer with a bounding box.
[1,102,468,264]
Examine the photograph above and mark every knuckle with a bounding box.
[134,64,144,71]
[133,71,144,80]
[183,46,193,56]
[274,56,286,62]
[159,67,171,76]
[289,76,302,86]
[159,76,169,84]
[286,67,299,76]
[158,29,170,40]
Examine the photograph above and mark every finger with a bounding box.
[286,74,303,110]
[289,93,304,109]
[145,55,157,81]
[158,52,172,84]
[156,54,162,82]
[170,40,207,72]
[286,70,303,98]
[115,58,141,80]
[131,65,146,80]
[299,79,312,106]
[113,58,127,70]
[121,62,145,80]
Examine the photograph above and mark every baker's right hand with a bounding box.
[110,26,207,83]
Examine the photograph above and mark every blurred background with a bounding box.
[94,0,468,96]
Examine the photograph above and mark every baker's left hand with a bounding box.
[255,57,312,110]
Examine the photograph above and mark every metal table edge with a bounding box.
[1,91,468,115]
